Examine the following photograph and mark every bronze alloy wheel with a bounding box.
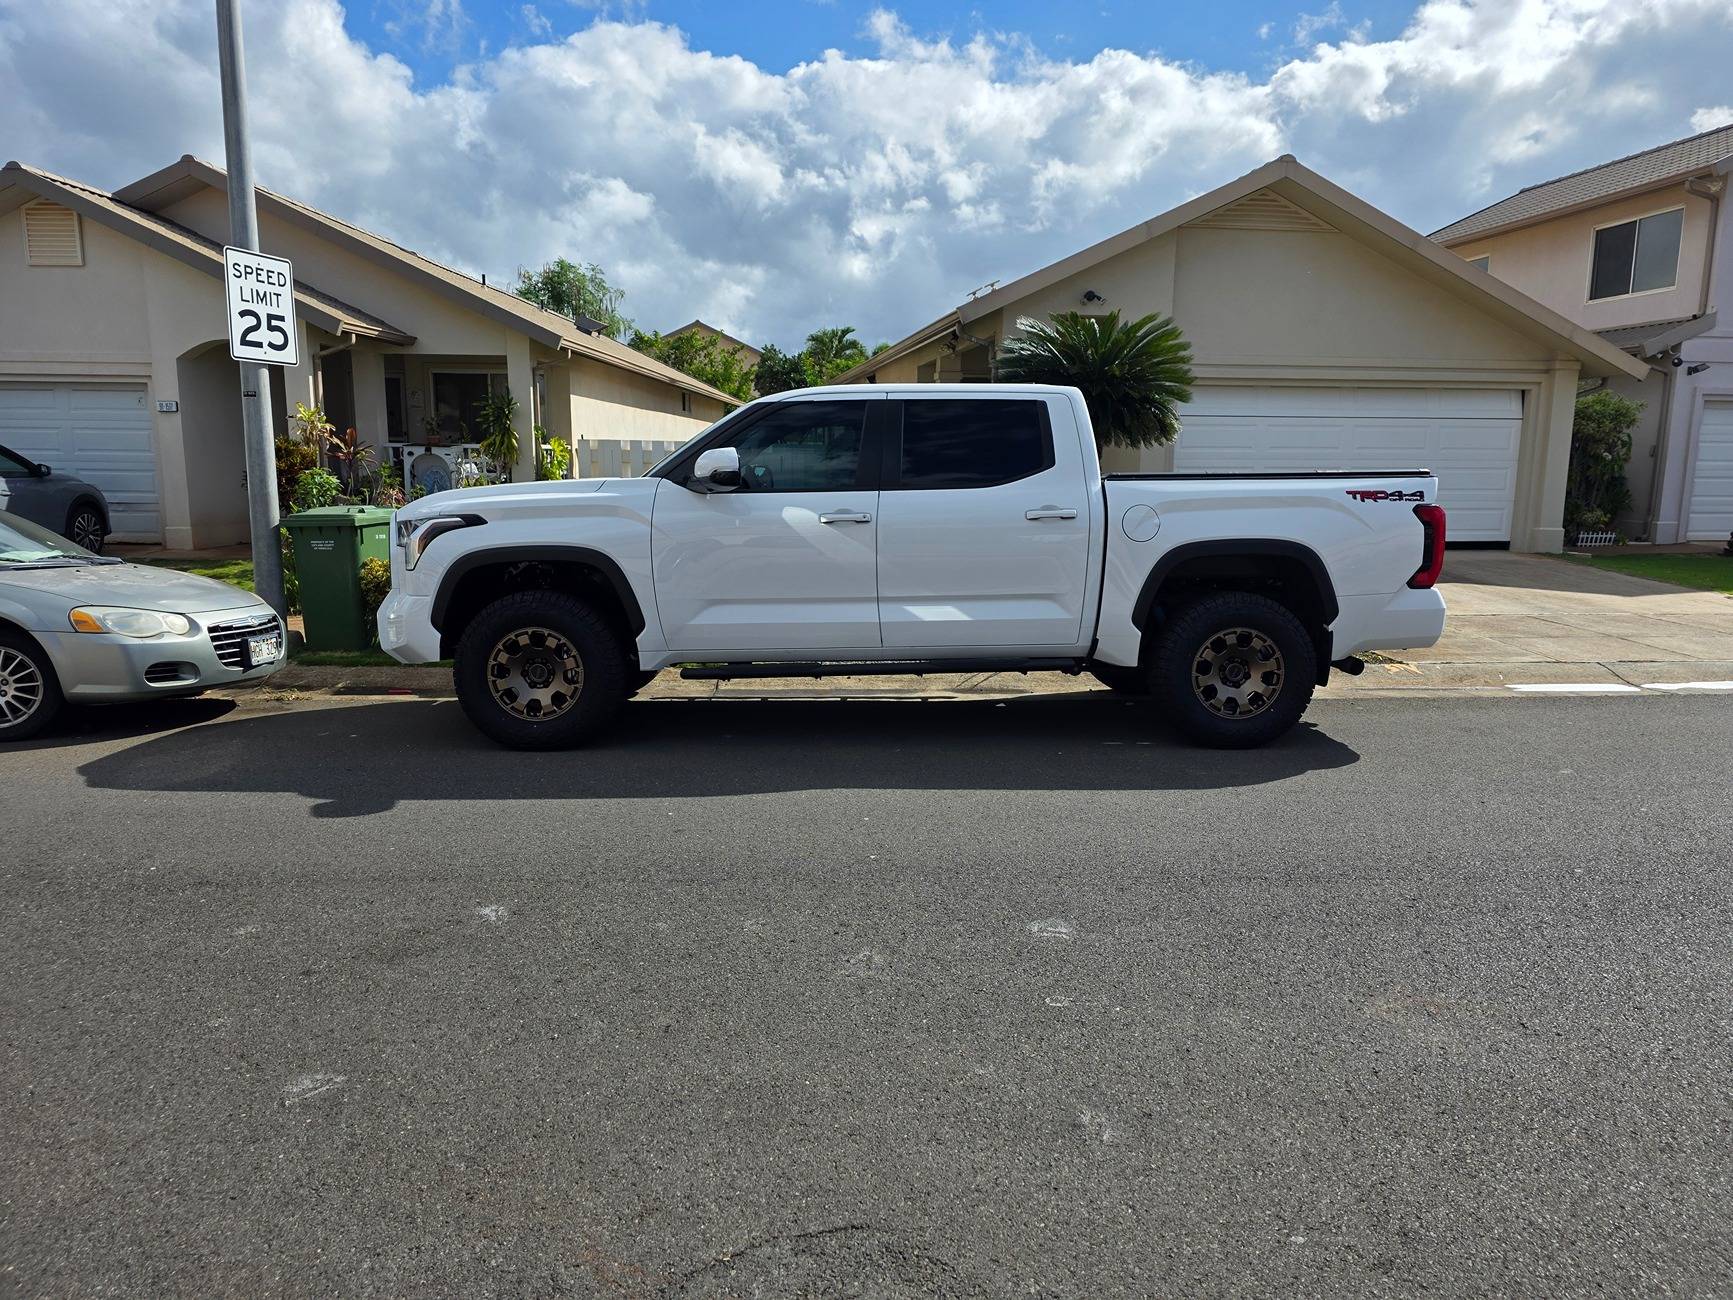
[1190,626,1284,720]
[486,626,584,721]
[0,645,46,730]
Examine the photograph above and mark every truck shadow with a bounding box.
[72,694,1361,818]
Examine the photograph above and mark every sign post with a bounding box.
[215,0,287,617]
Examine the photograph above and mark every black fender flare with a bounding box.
[431,545,646,636]
[1130,539,1339,632]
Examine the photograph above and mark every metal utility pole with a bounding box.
[215,0,286,615]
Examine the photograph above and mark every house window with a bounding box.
[1468,255,1490,272]
[1589,208,1684,300]
[22,200,83,266]
[681,391,692,414]
[428,371,503,445]
[384,374,406,442]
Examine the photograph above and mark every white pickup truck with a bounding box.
[379,384,1446,749]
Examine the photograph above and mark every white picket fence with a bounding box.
[571,437,685,479]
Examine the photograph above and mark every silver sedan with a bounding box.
[0,511,284,741]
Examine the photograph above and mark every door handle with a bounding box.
[819,511,873,524]
[1025,507,1078,521]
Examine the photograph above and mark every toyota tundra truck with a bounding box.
[378,385,1446,749]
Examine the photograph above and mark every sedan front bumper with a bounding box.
[36,605,287,701]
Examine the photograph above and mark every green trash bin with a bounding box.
[281,505,393,651]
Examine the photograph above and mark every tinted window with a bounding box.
[726,400,866,492]
[0,446,32,476]
[1589,220,1637,300]
[897,399,1051,489]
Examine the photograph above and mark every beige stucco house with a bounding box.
[1434,123,1733,543]
[0,156,730,547]
[839,155,1645,552]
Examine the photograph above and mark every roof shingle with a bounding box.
[1432,123,1733,244]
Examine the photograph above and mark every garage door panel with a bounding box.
[1174,385,1521,542]
[0,384,160,541]
[1686,400,1733,541]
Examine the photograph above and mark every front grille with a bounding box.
[144,662,196,685]
[208,613,280,669]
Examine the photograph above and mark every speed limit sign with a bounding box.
[223,246,299,366]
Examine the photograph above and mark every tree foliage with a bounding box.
[802,326,870,382]
[513,258,632,340]
[629,328,756,403]
[1566,390,1641,537]
[753,343,810,395]
[996,310,1195,449]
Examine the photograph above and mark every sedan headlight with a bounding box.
[69,606,194,638]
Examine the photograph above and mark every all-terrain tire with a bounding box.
[453,590,628,750]
[1149,591,1316,749]
[0,628,65,742]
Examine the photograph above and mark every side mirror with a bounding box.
[34,463,51,478]
[691,446,742,492]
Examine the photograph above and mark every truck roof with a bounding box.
[755,383,1082,401]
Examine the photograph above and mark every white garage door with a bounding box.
[1685,399,1733,542]
[0,384,161,541]
[1172,386,1522,542]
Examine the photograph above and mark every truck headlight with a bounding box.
[399,514,484,569]
[69,606,194,638]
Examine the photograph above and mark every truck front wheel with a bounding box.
[453,591,628,749]
[1149,592,1316,748]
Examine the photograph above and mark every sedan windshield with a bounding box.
[0,510,109,566]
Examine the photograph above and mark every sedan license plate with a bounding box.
[246,632,283,667]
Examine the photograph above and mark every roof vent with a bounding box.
[22,199,83,266]
[1186,188,1334,233]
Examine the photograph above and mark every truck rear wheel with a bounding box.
[453,591,628,750]
[1149,592,1316,748]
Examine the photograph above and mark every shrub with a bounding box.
[538,435,571,481]
[279,530,301,615]
[1566,391,1640,540]
[291,467,343,513]
[358,557,393,643]
[476,390,520,471]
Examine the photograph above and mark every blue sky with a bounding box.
[3,0,1730,346]
[354,0,1419,85]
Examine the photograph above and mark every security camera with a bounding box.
[1081,289,1105,305]
[1672,354,1684,367]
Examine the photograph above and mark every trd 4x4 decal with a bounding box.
[1346,488,1427,503]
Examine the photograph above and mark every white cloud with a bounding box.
[1692,105,1733,132]
[0,0,1729,348]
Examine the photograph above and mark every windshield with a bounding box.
[0,510,102,565]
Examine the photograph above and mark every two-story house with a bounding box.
[1433,124,1733,544]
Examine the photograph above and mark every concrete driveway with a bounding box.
[1363,551,1733,691]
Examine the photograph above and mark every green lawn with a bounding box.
[1572,553,1733,595]
[138,555,256,590]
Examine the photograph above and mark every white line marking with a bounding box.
[1027,918,1077,940]
[282,1072,346,1106]
[1507,683,1642,693]
[476,905,509,924]
[1639,680,1733,691]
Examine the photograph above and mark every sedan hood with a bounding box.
[0,561,270,615]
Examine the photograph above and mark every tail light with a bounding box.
[1408,504,1446,589]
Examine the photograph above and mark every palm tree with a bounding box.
[804,326,869,382]
[996,310,1195,449]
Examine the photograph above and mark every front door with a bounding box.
[875,395,1091,648]
[651,397,882,652]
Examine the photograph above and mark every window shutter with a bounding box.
[22,200,83,266]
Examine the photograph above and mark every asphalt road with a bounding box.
[3,690,1731,1299]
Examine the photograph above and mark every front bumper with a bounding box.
[377,590,442,664]
[37,605,287,701]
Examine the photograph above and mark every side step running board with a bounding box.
[679,659,1085,681]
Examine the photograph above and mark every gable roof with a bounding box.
[111,156,733,404]
[1,161,415,344]
[1432,123,1733,245]
[665,319,761,358]
[841,155,1645,384]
